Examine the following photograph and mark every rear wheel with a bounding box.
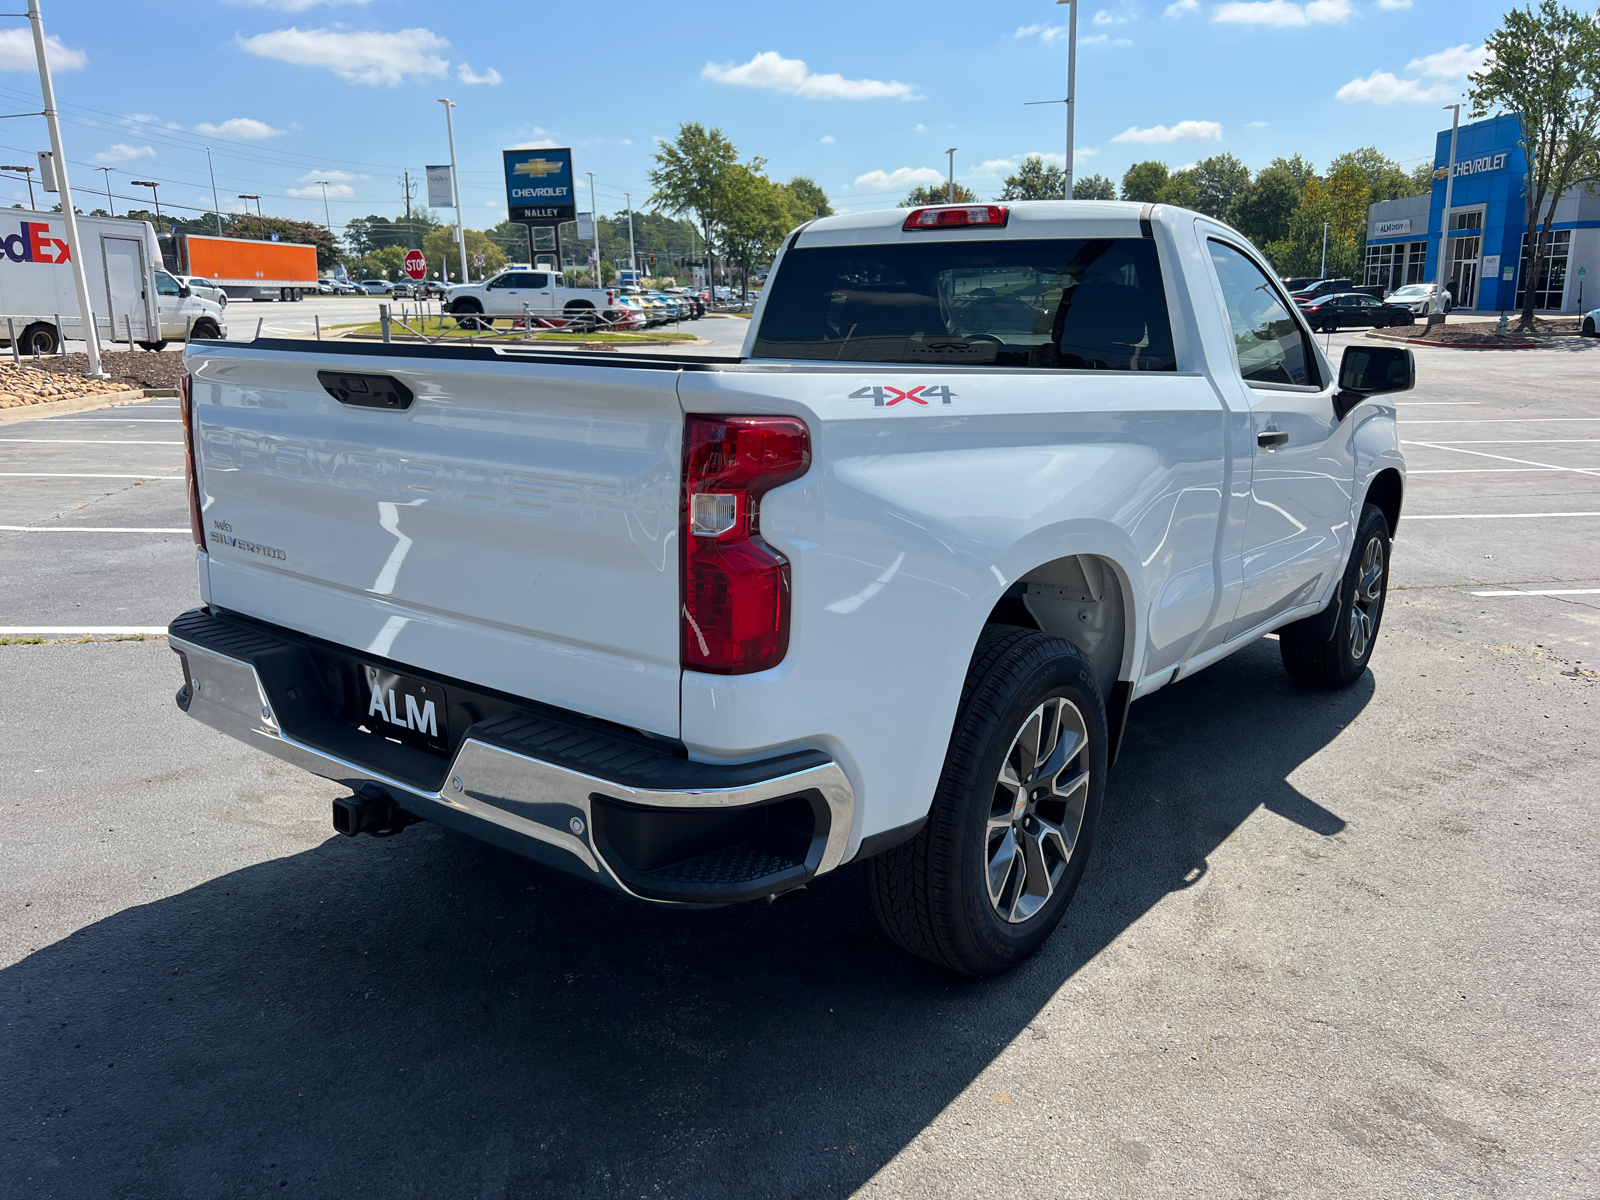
[137,340,169,352]
[867,626,1107,976]
[1280,503,1390,689]
[190,319,221,340]
[1584,317,1596,337]
[19,322,59,355]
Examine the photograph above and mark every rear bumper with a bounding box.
[167,608,855,904]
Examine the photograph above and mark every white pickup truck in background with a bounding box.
[168,200,1410,976]
[441,268,626,330]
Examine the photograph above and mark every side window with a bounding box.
[529,273,549,288]
[486,274,510,289]
[154,271,180,296]
[1207,240,1319,388]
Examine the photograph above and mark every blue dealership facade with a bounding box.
[1364,113,1599,313]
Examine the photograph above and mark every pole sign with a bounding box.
[426,165,454,209]
[404,249,426,280]
[504,148,574,226]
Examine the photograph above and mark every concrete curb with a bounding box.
[0,388,150,425]
[1364,330,1541,351]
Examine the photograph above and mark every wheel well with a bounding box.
[984,554,1130,696]
[1366,468,1404,537]
[564,300,595,311]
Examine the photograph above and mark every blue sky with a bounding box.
[1,0,1508,230]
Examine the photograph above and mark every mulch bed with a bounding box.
[1370,315,1586,348]
[29,350,189,392]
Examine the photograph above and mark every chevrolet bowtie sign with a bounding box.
[504,147,575,225]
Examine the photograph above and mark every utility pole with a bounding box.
[95,166,114,215]
[315,180,332,232]
[400,169,415,250]
[946,148,957,202]
[3,164,37,208]
[437,99,468,286]
[1060,0,1076,197]
[205,146,222,234]
[625,191,637,276]
[1320,220,1329,279]
[1432,103,1462,321]
[27,0,105,376]
[588,170,600,283]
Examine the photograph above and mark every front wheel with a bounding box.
[867,627,1107,976]
[137,340,169,351]
[19,321,59,355]
[1584,317,1596,338]
[190,320,221,340]
[1280,503,1391,689]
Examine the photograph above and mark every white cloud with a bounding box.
[1112,120,1223,143]
[298,168,365,183]
[914,123,927,132]
[510,126,560,149]
[1015,23,1069,43]
[1093,7,1133,23]
[1213,0,1351,26]
[1336,71,1456,104]
[1079,34,1134,46]
[287,182,354,198]
[852,166,945,191]
[820,134,836,143]
[1164,0,1199,13]
[1378,0,1411,7]
[1246,120,1269,128]
[0,28,86,72]
[457,62,501,85]
[236,27,451,86]
[125,112,160,124]
[94,143,156,164]
[1408,43,1488,78]
[224,0,373,9]
[195,117,285,139]
[702,52,914,100]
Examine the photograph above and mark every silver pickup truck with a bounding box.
[169,201,1411,975]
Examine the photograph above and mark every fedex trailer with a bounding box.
[0,208,225,353]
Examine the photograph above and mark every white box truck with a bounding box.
[0,208,226,354]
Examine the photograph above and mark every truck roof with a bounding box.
[795,200,1159,247]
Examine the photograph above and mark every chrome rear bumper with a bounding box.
[168,609,854,904]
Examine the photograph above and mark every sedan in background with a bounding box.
[1387,283,1451,316]
[180,276,228,307]
[1301,292,1417,332]
[1583,307,1598,337]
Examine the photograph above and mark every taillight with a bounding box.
[902,205,1009,231]
[180,371,205,552]
[682,415,810,674]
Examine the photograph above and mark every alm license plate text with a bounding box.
[361,664,448,754]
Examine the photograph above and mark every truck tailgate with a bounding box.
[188,344,683,738]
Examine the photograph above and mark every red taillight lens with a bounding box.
[682,415,810,675]
[902,205,1009,231]
[180,371,205,552]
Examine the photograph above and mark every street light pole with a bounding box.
[625,191,637,276]
[946,148,957,202]
[3,165,38,208]
[1320,220,1329,278]
[1432,103,1462,321]
[1059,0,1077,197]
[316,180,332,233]
[27,0,104,376]
[205,146,222,234]
[437,99,469,285]
[238,194,262,239]
[587,170,600,284]
[130,179,160,225]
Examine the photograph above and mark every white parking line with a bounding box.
[36,418,182,423]
[1417,439,1599,444]
[0,438,183,445]
[0,472,180,479]
[1395,402,1482,406]
[0,626,167,636]
[1405,512,1600,521]
[1401,418,1600,424]
[0,525,188,533]
[1402,440,1600,477]
[1470,588,1600,597]
[1407,467,1593,474]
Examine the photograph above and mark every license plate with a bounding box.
[360,664,448,754]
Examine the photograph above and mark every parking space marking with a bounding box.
[0,525,189,533]
[1395,402,1482,406]
[1417,439,1599,445]
[1401,418,1600,425]
[33,418,182,423]
[1405,512,1600,521]
[0,438,183,445]
[1401,440,1600,477]
[1407,467,1594,474]
[0,472,181,479]
[1470,588,1600,597]
[0,626,168,636]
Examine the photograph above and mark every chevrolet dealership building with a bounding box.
[1365,113,1599,313]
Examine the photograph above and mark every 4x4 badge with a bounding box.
[849,385,956,407]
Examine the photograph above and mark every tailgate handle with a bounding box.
[317,371,414,411]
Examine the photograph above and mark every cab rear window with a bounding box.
[753,237,1176,371]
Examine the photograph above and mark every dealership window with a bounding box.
[1449,211,1484,231]
[1404,240,1429,284]
[1365,242,1402,290]
[1516,230,1571,310]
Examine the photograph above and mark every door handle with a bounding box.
[1258,429,1290,450]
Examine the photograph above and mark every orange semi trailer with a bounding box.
[164,233,318,301]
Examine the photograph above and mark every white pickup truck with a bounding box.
[442,268,625,330]
[168,201,1410,976]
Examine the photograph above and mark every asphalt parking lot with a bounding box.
[2,333,1596,1199]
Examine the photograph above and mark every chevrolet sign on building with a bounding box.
[504,148,575,224]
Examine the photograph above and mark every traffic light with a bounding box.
[649,254,657,267]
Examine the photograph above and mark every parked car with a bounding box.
[391,283,415,299]
[1300,292,1417,331]
[180,276,229,307]
[1281,276,1321,293]
[1582,306,1598,337]
[443,269,626,331]
[168,200,1411,977]
[1290,278,1357,303]
[359,279,394,295]
[1386,283,1451,316]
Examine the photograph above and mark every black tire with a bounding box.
[19,322,59,355]
[564,304,598,333]
[1584,317,1596,338]
[867,626,1108,977]
[137,341,169,352]
[1280,503,1391,689]
[450,301,487,331]
[190,320,221,340]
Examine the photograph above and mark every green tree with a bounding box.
[999,155,1067,200]
[648,122,741,280]
[1328,146,1419,202]
[1120,160,1170,202]
[1409,161,1438,195]
[900,182,978,205]
[1269,166,1371,279]
[783,175,834,221]
[1190,153,1252,220]
[1269,154,1318,191]
[721,165,796,300]
[356,244,406,281]
[1470,0,1600,327]
[1159,169,1201,209]
[218,213,341,269]
[1072,173,1118,200]
[422,227,507,282]
[1228,166,1301,249]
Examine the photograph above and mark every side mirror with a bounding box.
[1335,344,1414,419]
[178,285,191,298]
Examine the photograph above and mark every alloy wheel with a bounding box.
[985,696,1091,924]
[1349,534,1386,661]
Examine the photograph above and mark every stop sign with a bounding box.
[404,249,426,280]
